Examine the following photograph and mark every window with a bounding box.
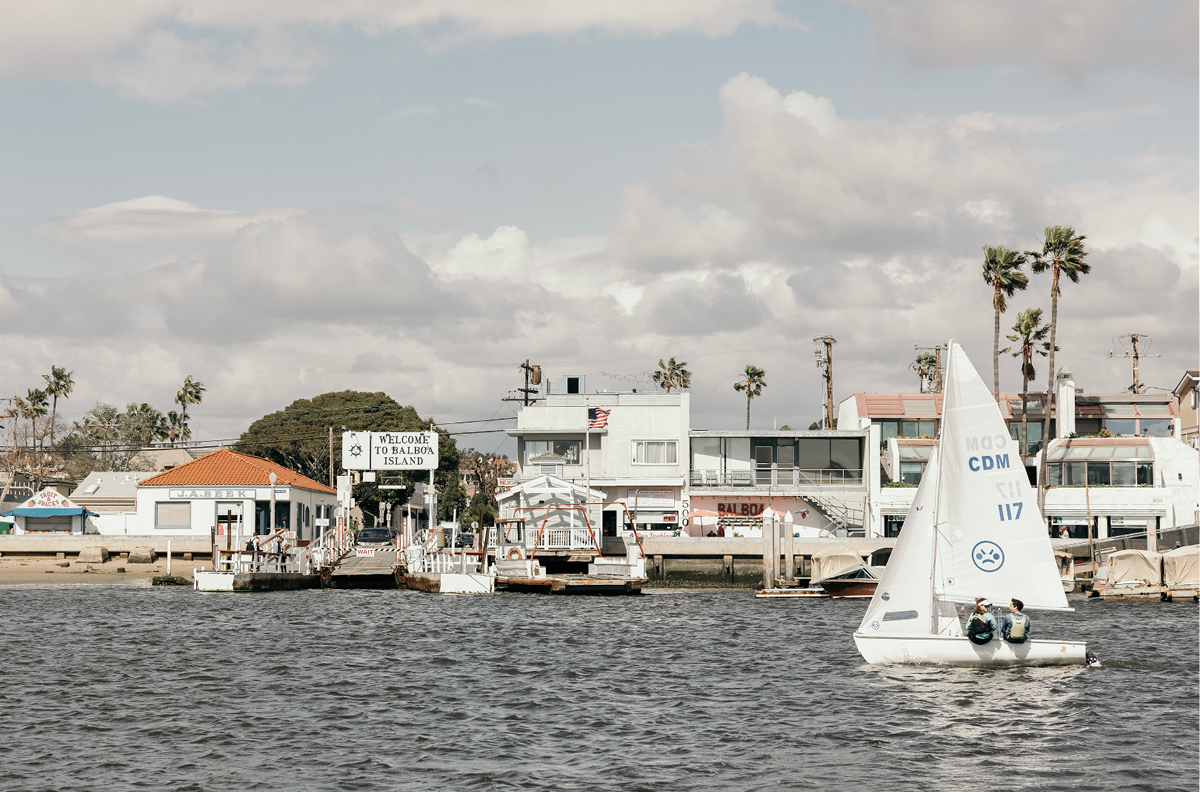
[901,420,936,437]
[1008,421,1043,454]
[873,420,899,449]
[1135,404,1170,416]
[899,461,925,485]
[1111,462,1135,486]
[1138,419,1172,437]
[525,440,582,466]
[1104,419,1136,435]
[1047,459,1153,487]
[633,440,677,465]
[155,502,191,528]
[1086,463,1110,486]
[883,516,905,538]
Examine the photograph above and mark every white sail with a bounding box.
[859,449,940,635]
[933,343,1069,610]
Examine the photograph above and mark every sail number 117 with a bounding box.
[997,502,1023,521]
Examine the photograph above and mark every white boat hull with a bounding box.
[854,632,1087,667]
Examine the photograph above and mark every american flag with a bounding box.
[588,407,611,428]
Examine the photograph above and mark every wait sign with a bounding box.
[342,431,439,470]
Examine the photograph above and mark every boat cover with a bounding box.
[1107,549,1162,586]
[810,545,864,581]
[1163,545,1199,588]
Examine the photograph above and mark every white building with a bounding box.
[135,448,337,541]
[841,367,1198,539]
[687,428,879,537]
[70,471,156,535]
[506,380,689,536]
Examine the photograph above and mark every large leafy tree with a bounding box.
[1028,226,1090,508]
[41,365,74,451]
[652,357,692,392]
[235,391,462,527]
[733,365,766,430]
[982,246,1029,401]
[1001,308,1056,459]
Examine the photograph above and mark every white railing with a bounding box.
[214,546,303,574]
[308,524,356,569]
[537,527,596,550]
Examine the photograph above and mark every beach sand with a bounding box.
[0,555,199,586]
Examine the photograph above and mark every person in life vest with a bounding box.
[1002,598,1031,644]
[966,598,998,645]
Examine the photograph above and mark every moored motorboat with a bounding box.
[817,564,883,598]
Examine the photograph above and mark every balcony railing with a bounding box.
[689,468,863,488]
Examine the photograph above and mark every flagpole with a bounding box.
[585,396,591,523]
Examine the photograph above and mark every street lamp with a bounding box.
[269,472,277,536]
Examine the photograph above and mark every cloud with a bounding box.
[462,97,495,109]
[850,0,1198,82]
[0,0,786,100]
[6,74,1195,441]
[719,73,1047,252]
[387,104,439,119]
[36,195,301,245]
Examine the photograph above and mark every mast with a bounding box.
[929,339,953,634]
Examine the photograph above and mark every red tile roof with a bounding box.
[139,448,335,493]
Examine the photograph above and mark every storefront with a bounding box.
[135,448,336,541]
[2,489,96,534]
[687,495,826,538]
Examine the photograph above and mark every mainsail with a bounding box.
[859,449,962,636]
[933,343,1069,611]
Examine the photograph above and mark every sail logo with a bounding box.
[964,434,1010,452]
[971,541,1005,572]
[968,454,1010,472]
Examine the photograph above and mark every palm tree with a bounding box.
[652,357,692,392]
[23,389,49,451]
[912,352,939,392]
[41,366,74,451]
[1028,227,1090,506]
[167,411,191,446]
[982,246,1029,401]
[175,375,205,437]
[1001,308,1056,458]
[733,365,766,430]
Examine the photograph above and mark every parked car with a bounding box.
[356,527,394,547]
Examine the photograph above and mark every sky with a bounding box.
[2,0,1197,456]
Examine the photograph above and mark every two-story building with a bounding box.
[503,378,690,537]
[686,428,879,537]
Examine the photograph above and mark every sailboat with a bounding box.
[853,342,1087,667]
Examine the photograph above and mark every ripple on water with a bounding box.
[0,587,1194,791]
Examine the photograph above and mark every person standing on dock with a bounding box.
[1002,599,1030,644]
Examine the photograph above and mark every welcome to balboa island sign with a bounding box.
[342,431,439,471]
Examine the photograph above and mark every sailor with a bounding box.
[966,598,998,645]
[1002,598,1031,644]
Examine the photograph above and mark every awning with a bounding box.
[1,507,97,517]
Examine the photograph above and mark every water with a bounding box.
[0,587,1195,792]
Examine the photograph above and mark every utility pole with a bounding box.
[328,426,334,488]
[914,344,946,393]
[1109,334,1161,394]
[511,360,542,406]
[813,336,837,429]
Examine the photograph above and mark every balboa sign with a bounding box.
[342,431,439,471]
